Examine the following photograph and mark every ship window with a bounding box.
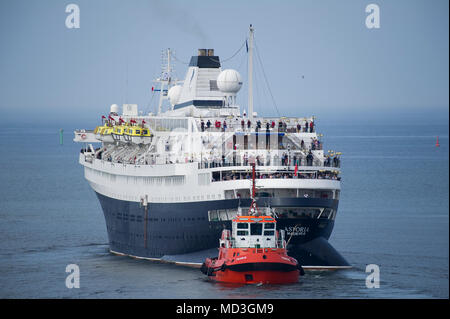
[237,223,248,229]
[143,130,148,134]
[264,223,275,229]
[136,130,141,134]
[209,80,219,91]
[237,230,248,236]
[250,223,262,235]
[264,231,274,236]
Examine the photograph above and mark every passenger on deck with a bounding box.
[306,151,313,166]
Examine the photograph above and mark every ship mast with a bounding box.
[248,24,254,121]
[156,48,173,115]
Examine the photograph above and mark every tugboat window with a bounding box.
[264,224,275,229]
[237,223,248,229]
[237,230,248,236]
[250,223,262,235]
[264,231,275,236]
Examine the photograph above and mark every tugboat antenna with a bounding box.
[248,24,254,121]
[251,162,256,199]
[248,162,260,216]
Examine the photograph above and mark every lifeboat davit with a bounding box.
[201,163,304,284]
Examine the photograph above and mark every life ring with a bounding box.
[81,134,87,140]
[215,121,221,128]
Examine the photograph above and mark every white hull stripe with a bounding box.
[109,249,352,270]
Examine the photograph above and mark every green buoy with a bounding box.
[59,128,64,145]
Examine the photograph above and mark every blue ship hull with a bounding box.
[95,192,350,267]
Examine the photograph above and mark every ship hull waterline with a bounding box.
[95,192,351,270]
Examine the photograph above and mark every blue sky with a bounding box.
[0,0,448,126]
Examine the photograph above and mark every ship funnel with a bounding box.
[197,49,214,56]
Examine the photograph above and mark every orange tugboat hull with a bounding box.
[214,268,299,284]
[201,247,303,284]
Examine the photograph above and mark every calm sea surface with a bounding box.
[0,122,448,298]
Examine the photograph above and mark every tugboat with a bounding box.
[201,164,305,284]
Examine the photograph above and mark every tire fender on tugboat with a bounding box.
[298,264,305,276]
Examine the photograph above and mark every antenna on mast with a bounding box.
[248,162,260,216]
[248,24,254,121]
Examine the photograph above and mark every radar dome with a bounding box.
[110,104,119,114]
[168,85,182,106]
[217,69,242,93]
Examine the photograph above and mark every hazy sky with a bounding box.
[0,0,448,126]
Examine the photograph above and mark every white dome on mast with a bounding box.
[168,85,182,106]
[110,104,119,114]
[217,69,242,93]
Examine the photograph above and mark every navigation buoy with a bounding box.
[436,136,440,147]
[59,128,64,145]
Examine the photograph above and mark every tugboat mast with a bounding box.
[248,24,254,121]
[249,162,260,216]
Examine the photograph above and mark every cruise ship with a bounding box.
[74,26,350,269]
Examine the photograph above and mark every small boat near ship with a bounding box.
[201,164,304,284]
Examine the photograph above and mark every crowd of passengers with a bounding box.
[213,171,340,182]
[200,152,340,168]
[200,116,315,133]
[81,147,340,168]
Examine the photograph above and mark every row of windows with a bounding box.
[86,168,117,182]
[142,175,185,186]
[113,212,207,223]
[87,168,186,187]
[116,213,143,222]
[237,230,275,236]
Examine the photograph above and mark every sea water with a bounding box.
[0,120,448,298]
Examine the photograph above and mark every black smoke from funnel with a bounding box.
[150,0,211,47]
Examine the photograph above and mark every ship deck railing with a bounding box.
[197,158,340,169]
[81,149,340,171]
[229,240,285,250]
[196,116,316,134]
[197,123,316,134]
[211,170,341,183]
